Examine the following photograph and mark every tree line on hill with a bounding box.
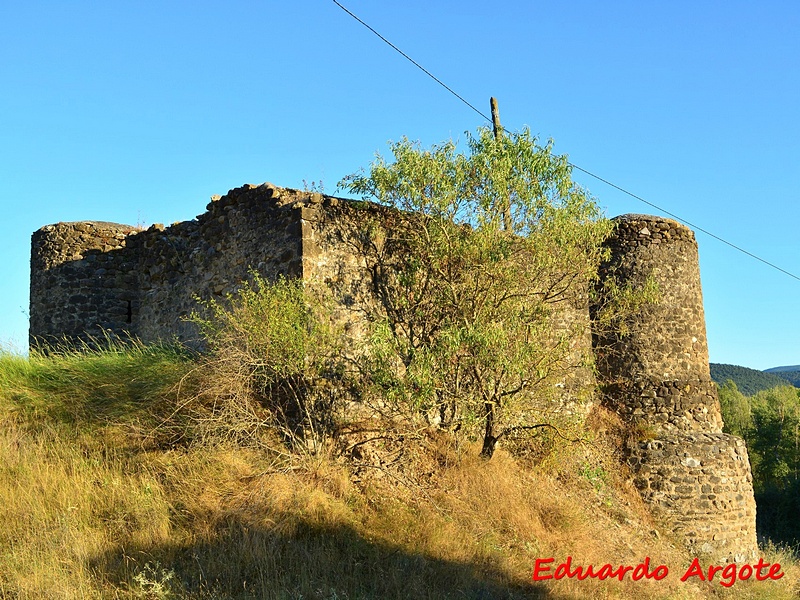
[717,380,800,547]
[766,367,800,388]
[710,363,799,397]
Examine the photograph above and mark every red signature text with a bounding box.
[532,556,784,587]
[680,557,784,588]
[532,556,668,582]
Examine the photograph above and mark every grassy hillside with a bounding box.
[710,363,794,396]
[0,345,797,599]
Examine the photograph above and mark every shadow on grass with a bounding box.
[90,513,561,599]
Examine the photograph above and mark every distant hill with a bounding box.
[765,365,800,373]
[710,363,796,396]
[764,366,800,387]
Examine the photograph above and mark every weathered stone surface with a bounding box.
[29,189,758,563]
[628,433,757,562]
[594,214,713,395]
[592,214,757,562]
[30,221,140,347]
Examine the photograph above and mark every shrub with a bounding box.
[186,275,349,453]
[340,127,612,458]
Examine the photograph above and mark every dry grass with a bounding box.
[0,348,797,599]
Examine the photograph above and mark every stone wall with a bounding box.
[593,214,720,432]
[29,185,757,562]
[30,184,594,399]
[628,433,756,562]
[29,184,350,348]
[295,191,394,346]
[130,184,307,345]
[593,214,757,563]
[30,221,139,347]
[597,215,711,376]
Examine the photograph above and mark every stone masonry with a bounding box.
[30,186,758,562]
[593,214,757,562]
[30,221,140,346]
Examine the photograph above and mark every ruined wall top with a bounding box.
[605,213,697,246]
[28,184,393,348]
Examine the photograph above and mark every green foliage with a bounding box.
[717,380,752,437]
[766,365,800,372]
[710,363,794,396]
[718,380,800,546]
[195,274,339,384]
[717,381,800,492]
[579,462,608,491]
[748,386,800,490]
[0,341,191,427]
[590,271,660,339]
[340,127,613,458]
[766,366,800,388]
[746,386,800,546]
[189,275,347,451]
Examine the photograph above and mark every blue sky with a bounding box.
[1,1,798,370]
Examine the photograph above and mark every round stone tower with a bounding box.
[593,214,722,434]
[30,221,139,350]
[594,214,757,563]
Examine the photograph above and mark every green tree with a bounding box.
[716,381,800,544]
[190,275,346,451]
[340,127,612,458]
[748,386,800,490]
[717,379,752,437]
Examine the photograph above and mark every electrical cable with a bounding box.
[567,164,800,282]
[331,0,487,121]
[331,0,800,282]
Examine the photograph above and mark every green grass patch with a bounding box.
[0,341,193,428]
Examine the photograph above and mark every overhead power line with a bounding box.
[331,0,800,283]
[331,0,487,120]
[566,165,800,282]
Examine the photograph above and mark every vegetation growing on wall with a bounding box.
[339,127,613,458]
[187,275,347,452]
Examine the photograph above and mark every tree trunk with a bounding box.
[480,401,498,459]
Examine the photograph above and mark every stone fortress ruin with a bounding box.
[593,214,757,562]
[30,183,757,562]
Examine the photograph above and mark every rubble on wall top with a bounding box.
[612,213,688,228]
[38,221,137,232]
